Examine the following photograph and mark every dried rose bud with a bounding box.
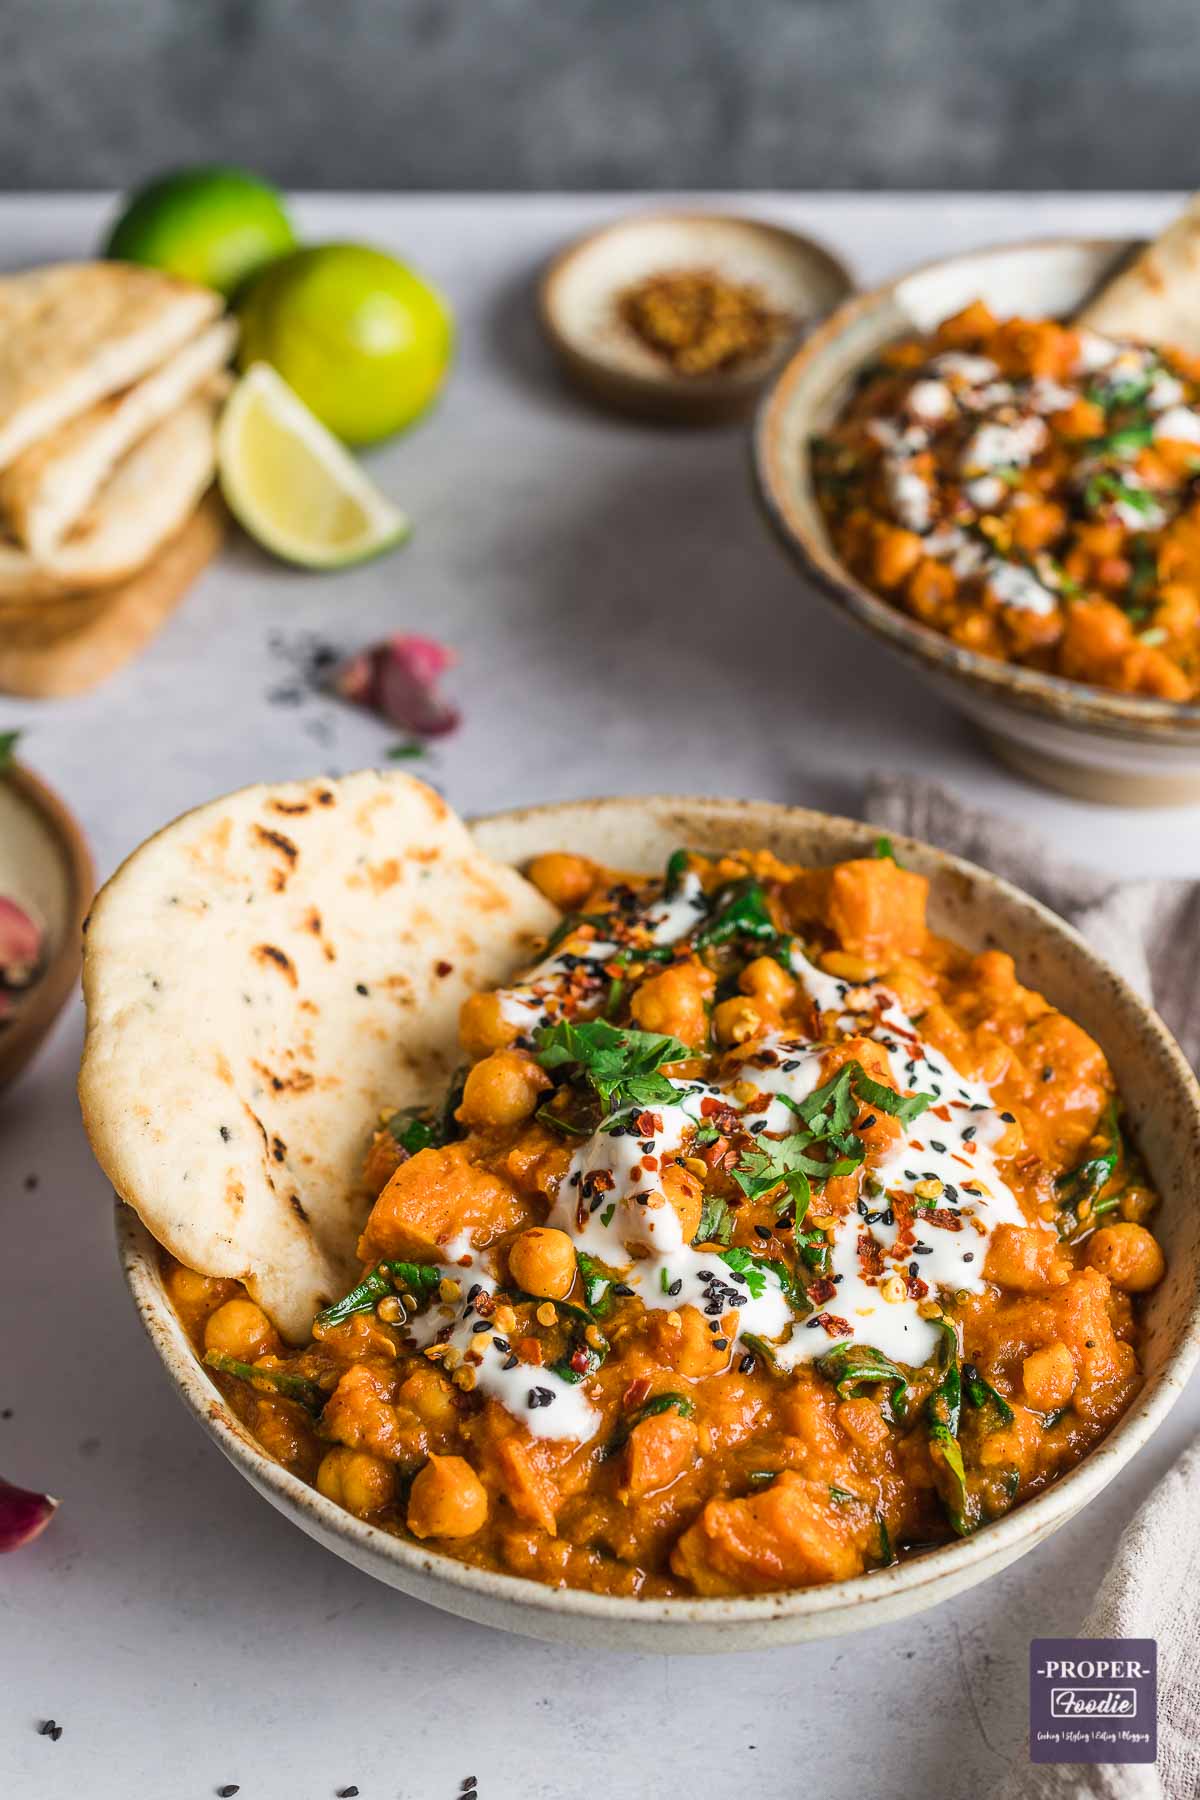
[0,1477,58,1552]
[0,897,42,986]
[334,633,460,737]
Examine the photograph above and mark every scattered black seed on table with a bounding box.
[217,1787,240,1797]
[37,1719,57,1737]
[24,1173,38,1191]
[337,1787,360,1797]
[1,1407,12,1419]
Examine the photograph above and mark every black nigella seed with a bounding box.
[962,1252,975,1263]
[754,1224,772,1239]
[805,1316,822,1329]
[217,1788,239,1798]
[963,1126,977,1140]
[883,1209,894,1226]
[860,1113,877,1129]
[503,1354,518,1370]
[708,1320,721,1333]
[338,1788,360,1797]
[38,1721,56,1737]
[355,983,368,996]
[944,1184,958,1201]
[667,1279,682,1297]
[462,1781,478,1794]
[612,1283,634,1297]
[527,1387,554,1408]
[492,1337,510,1354]
[713,1338,728,1350]
[904,1169,918,1181]
[909,1261,918,1278]
[1000,1111,1015,1123]
[219,1125,231,1142]
[930,1139,946,1153]
[472,1320,491,1334]
[739,1353,756,1373]
[781,1059,801,1072]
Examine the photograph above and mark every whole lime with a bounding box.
[234,243,453,444]
[105,166,296,299]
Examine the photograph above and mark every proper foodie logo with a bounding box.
[1030,1639,1157,1764]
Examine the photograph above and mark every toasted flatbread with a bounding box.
[0,263,221,471]
[78,772,558,1340]
[0,393,218,601]
[1077,196,1200,350]
[0,318,236,558]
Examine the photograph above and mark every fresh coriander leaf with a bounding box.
[576,1251,617,1312]
[873,834,899,863]
[533,1019,689,1119]
[718,1246,768,1300]
[386,740,428,761]
[848,1065,934,1126]
[386,1110,437,1156]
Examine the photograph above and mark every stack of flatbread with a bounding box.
[0,263,237,695]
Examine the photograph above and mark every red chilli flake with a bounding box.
[815,1312,853,1337]
[0,1476,57,1552]
[334,633,461,738]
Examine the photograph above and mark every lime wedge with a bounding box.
[217,363,409,568]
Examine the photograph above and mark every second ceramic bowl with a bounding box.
[753,236,1200,805]
[117,793,1200,1651]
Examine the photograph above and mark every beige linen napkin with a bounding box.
[864,776,1200,1800]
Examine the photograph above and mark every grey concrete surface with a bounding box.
[2,0,1199,193]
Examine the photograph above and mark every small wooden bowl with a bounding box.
[539,211,853,424]
[0,760,94,1090]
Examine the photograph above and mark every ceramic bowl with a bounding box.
[0,760,94,1090]
[540,211,853,424]
[116,792,1200,1651]
[753,236,1200,805]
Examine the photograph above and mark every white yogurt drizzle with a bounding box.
[414,881,1039,1440]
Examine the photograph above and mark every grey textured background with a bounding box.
[2,0,1199,192]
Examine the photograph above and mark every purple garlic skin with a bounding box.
[335,633,460,737]
[0,1477,58,1552]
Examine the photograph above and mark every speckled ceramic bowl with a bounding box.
[116,794,1200,1651]
[0,760,94,1090]
[753,237,1200,805]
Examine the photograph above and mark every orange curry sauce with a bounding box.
[814,302,1200,699]
[166,846,1163,1597]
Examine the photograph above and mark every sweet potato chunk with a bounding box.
[358,1143,533,1263]
[493,1435,560,1535]
[671,1472,869,1594]
[623,1413,698,1498]
[788,858,928,966]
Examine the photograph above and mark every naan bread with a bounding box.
[0,393,218,601]
[0,263,221,470]
[79,771,558,1341]
[0,318,236,558]
[1078,195,1200,350]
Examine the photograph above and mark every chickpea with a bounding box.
[508,1226,576,1299]
[457,1049,549,1129]
[407,1453,489,1539]
[738,955,796,1011]
[712,995,761,1046]
[398,1364,458,1429]
[1084,1223,1165,1294]
[165,1263,237,1316]
[1022,1342,1076,1412]
[1119,1185,1158,1226]
[458,990,517,1059]
[630,962,711,1046]
[527,852,596,911]
[984,1224,1070,1293]
[316,1446,397,1518]
[203,1297,281,1362]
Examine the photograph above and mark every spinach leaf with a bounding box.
[817,1341,910,1420]
[963,1361,1014,1427]
[693,1192,735,1246]
[873,834,899,863]
[314,1260,441,1329]
[664,848,692,897]
[1056,1099,1122,1234]
[692,878,779,952]
[603,1390,695,1457]
[204,1351,327,1415]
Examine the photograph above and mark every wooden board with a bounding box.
[0,491,225,697]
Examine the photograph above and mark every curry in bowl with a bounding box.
[813,302,1200,701]
[158,834,1164,1598]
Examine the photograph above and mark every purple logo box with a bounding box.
[1030,1639,1157,1765]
